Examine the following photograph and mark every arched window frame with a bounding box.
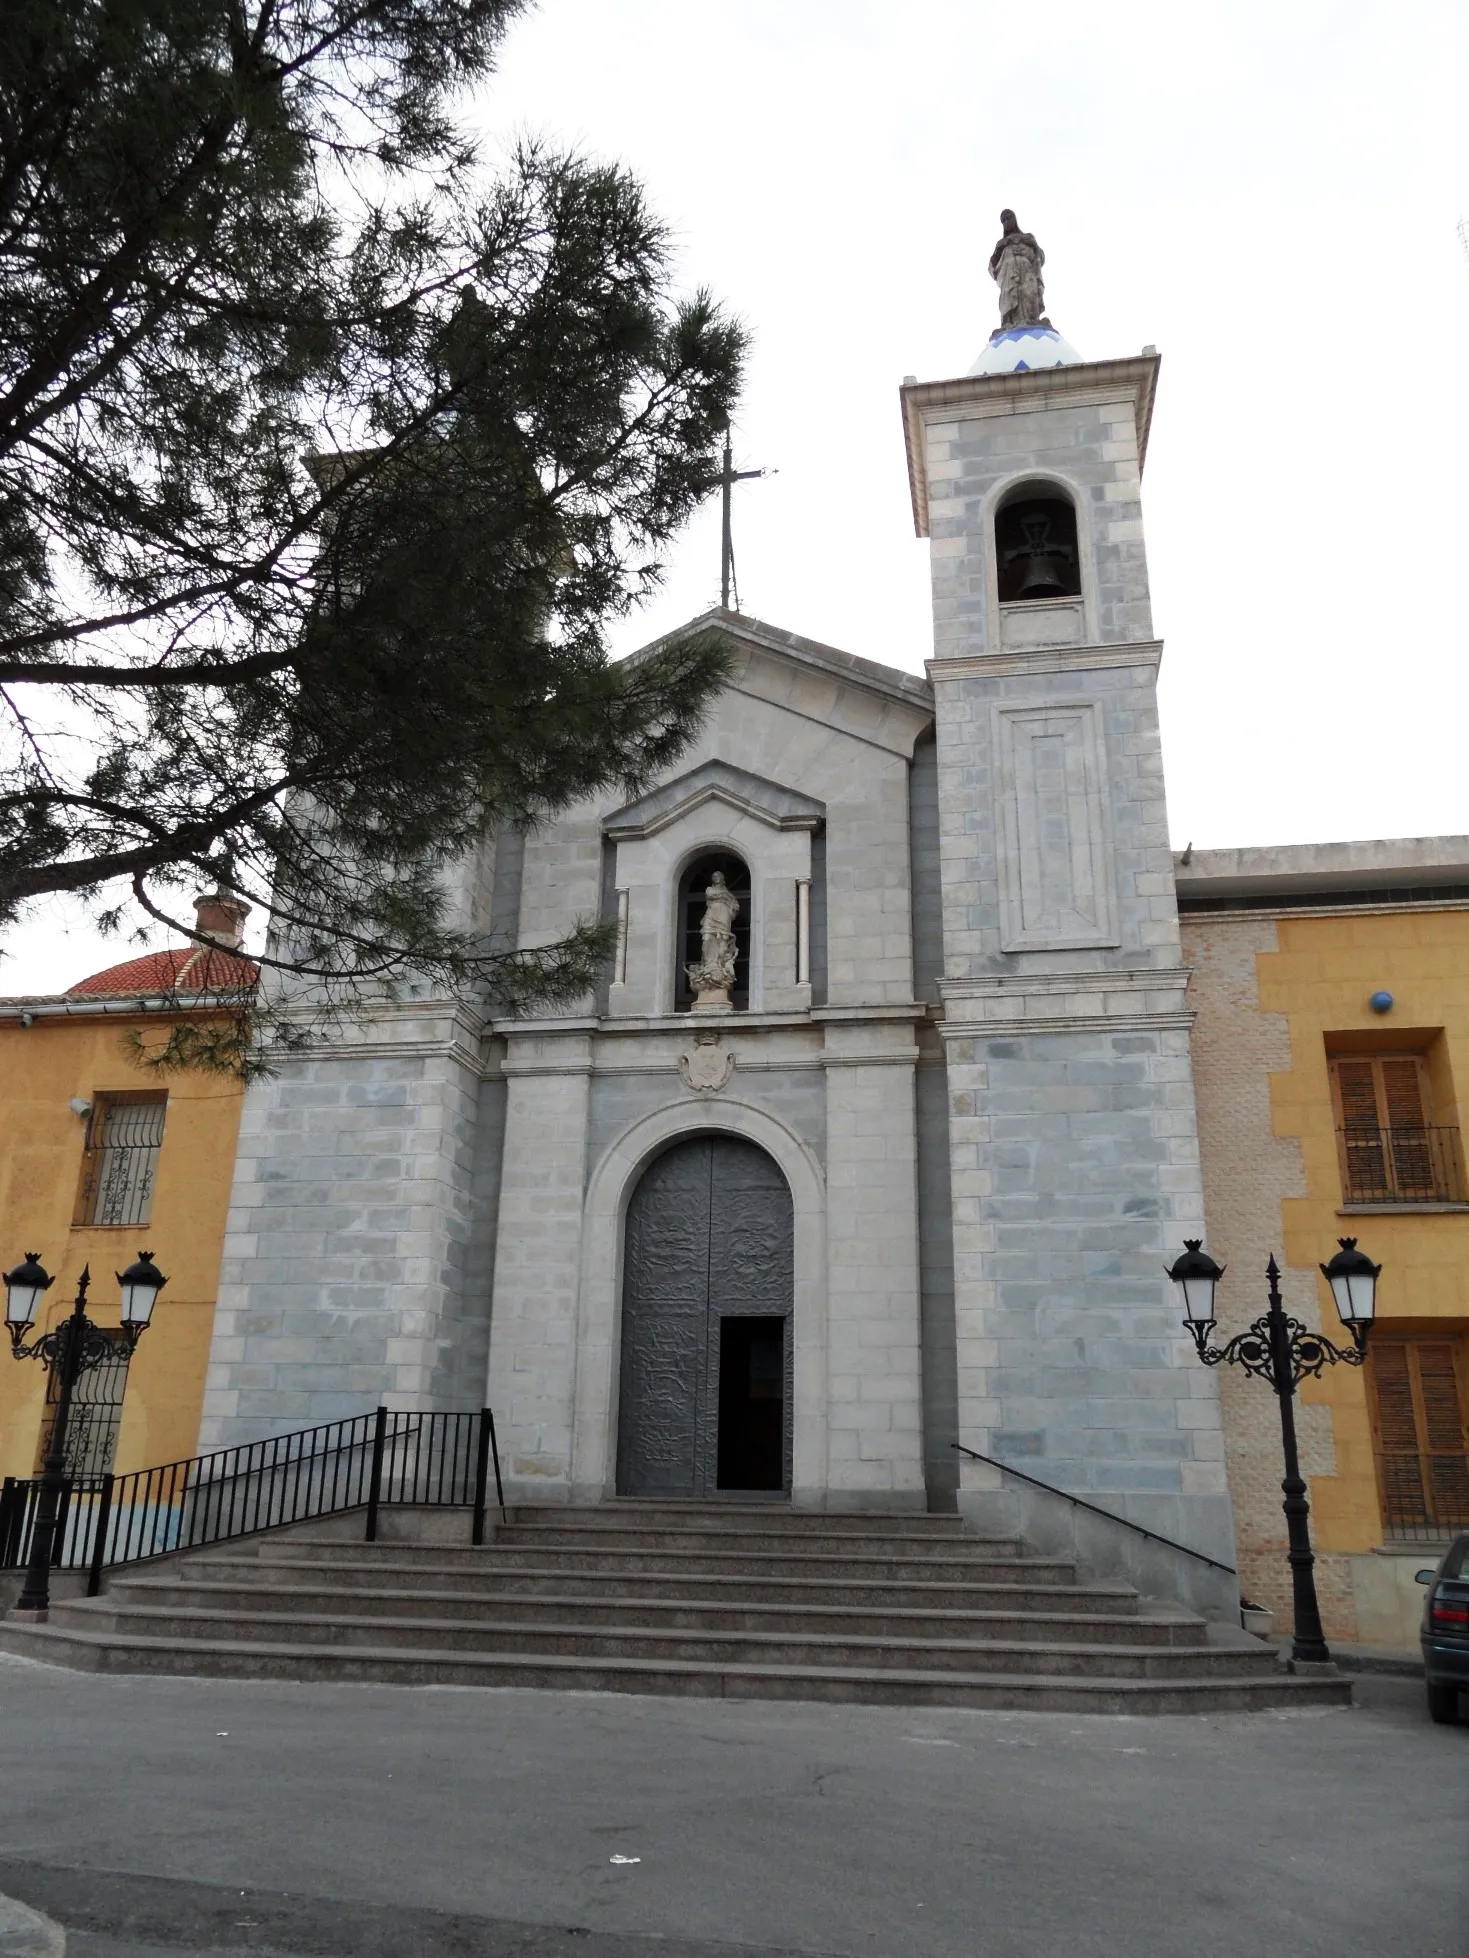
[981,470,1097,648]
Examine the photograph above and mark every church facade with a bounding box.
[200,313,1241,1608]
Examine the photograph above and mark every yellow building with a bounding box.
[1180,839,1469,1649]
[0,896,252,1485]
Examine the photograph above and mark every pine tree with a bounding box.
[0,0,744,1069]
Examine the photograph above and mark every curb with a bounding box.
[0,1894,64,1958]
[1267,1638,1422,1680]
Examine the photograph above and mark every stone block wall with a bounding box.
[941,1016,1234,1566]
[932,656,1178,978]
[915,365,1158,659]
[821,1022,926,1508]
[1182,912,1357,1639]
[200,1011,484,1447]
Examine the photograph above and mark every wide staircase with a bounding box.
[0,1502,1350,1713]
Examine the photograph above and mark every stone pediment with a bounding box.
[603,759,825,842]
[627,609,934,722]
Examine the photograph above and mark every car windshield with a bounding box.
[1441,1537,1469,1582]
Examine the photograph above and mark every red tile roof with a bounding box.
[67,944,257,998]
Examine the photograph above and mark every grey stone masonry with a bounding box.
[202,611,943,1522]
[200,1004,485,1446]
[906,356,1236,1580]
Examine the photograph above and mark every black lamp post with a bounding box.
[4,1250,167,1615]
[1166,1236,1381,1671]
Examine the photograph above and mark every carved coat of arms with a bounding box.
[678,1031,734,1094]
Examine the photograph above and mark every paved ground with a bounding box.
[0,1651,1462,1958]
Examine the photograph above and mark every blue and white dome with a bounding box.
[967,323,1082,376]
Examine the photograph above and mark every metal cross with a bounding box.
[719,431,771,612]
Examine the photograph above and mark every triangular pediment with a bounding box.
[627,607,933,715]
[604,759,825,841]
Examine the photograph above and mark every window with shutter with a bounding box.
[1329,1052,1461,1203]
[1369,1336,1469,1538]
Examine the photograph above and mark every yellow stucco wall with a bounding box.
[0,1013,242,1480]
[1258,909,1469,1558]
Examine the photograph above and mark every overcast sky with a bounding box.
[7,0,1468,993]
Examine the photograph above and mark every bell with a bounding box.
[1002,506,1075,601]
[1016,552,1067,597]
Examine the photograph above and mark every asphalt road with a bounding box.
[0,1652,1462,1958]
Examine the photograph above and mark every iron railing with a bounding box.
[1338,1124,1466,1205]
[952,1441,1237,1576]
[1382,1513,1469,1547]
[1379,1454,1469,1545]
[0,1406,506,1596]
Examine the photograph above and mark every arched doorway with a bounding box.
[617,1134,793,1498]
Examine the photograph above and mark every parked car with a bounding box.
[1417,1531,1469,1725]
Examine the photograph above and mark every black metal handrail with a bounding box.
[1337,1123,1466,1205]
[0,1406,507,1594]
[951,1442,1237,1577]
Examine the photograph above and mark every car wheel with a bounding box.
[1426,1682,1463,1726]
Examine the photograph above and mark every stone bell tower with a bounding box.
[900,213,1236,1597]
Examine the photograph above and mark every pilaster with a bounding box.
[820,1019,926,1508]
[484,1029,594,1498]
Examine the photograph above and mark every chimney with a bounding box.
[193,889,251,950]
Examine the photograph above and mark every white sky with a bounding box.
[5,0,1468,994]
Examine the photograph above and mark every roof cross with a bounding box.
[718,430,772,612]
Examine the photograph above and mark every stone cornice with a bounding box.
[254,998,487,1072]
[811,1003,928,1023]
[940,1011,1193,1040]
[604,759,825,841]
[939,966,1192,1035]
[927,641,1162,683]
[900,353,1161,538]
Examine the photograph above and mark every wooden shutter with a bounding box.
[1330,1054,1436,1201]
[1369,1337,1469,1534]
[1334,1058,1384,1129]
[1418,1344,1469,1525]
[1380,1059,1428,1130]
[1371,1342,1428,1528]
[1334,1059,1388,1199]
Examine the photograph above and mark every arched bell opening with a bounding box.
[995,487,1082,604]
[674,850,751,1011]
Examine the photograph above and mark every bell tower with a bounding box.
[901,217,1236,1595]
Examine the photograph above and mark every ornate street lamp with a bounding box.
[4,1251,168,1615]
[1167,1236,1381,1672]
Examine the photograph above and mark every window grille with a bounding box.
[1369,1336,1469,1541]
[80,1094,167,1227]
[34,1331,132,1477]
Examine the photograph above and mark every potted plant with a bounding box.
[1239,1598,1275,1638]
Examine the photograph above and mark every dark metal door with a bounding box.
[617,1135,793,1497]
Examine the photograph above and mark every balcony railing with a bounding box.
[1337,1124,1467,1206]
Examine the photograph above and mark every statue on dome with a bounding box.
[989,210,1049,331]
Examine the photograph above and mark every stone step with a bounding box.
[246,1542,1070,1583]
[51,1601,1271,1680]
[104,1576,1197,1645]
[484,1523,1019,1557]
[185,1554,1125,1613]
[0,1620,1351,1715]
[503,1503,969,1536]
